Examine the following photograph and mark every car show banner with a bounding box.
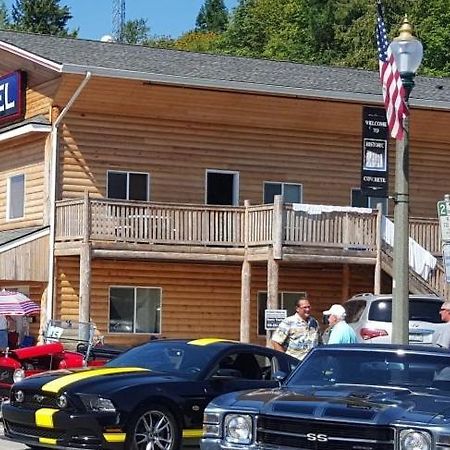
[361,106,389,196]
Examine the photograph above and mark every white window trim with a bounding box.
[106,170,150,200]
[108,285,162,335]
[7,173,25,220]
[205,169,240,206]
[263,181,303,203]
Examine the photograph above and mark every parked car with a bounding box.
[343,293,445,344]
[0,319,122,399]
[2,338,298,450]
[202,343,450,450]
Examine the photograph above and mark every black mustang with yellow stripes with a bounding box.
[2,338,297,450]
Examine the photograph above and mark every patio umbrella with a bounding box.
[0,290,40,316]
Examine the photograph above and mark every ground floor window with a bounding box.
[351,188,388,215]
[109,286,161,333]
[257,291,307,335]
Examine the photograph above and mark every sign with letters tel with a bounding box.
[361,106,389,197]
[0,71,26,125]
[264,309,287,331]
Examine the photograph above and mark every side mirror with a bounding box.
[273,370,288,384]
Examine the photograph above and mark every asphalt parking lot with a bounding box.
[0,424,27,449]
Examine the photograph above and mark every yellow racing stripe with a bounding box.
[188,338,234,346]
[42,367,149,393]
[182,429,203,438]
[39,438,57,445]
[35,408,58,428]
[104,433,126,442]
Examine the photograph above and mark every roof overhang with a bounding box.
[0,227,49,254]
[0,121,51,143]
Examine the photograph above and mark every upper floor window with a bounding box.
[109,286,161,334]
[351,188,388,215]
[7,174,25,220]
[263,182,302,204]
[107,171,149,201]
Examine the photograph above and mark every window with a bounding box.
[351,188,388,215]
[205,170,239,205]
[264,182,302,204]
[7,174,25,219]
[257,291,307,335]
[107,171,149,201]
[109,286,161,333]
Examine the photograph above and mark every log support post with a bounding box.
[266,250,279,347]
[79,191,91,336]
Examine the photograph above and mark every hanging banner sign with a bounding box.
[0,71,26,125]
[361,106,389,197]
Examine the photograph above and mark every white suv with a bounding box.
[344,293,445,344]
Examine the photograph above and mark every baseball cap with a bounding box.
[323,304,346,317]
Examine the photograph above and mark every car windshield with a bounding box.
[368,299,442,323]
[43,320,94,350]
[106,340,219,378]
[287,348,450,391]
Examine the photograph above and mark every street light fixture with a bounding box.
[390,16,423,344]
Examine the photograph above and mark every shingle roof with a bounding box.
[0,226,47,247]
[0,30,449,107]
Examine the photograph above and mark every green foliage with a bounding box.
[121,18,150,45]
[11,0,76,36]
[0,0,10,29]
[196,0,228,33]
[173,30,222,52]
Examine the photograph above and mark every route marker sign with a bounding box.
[437,197,450,242]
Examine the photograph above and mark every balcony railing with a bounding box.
[55,197,441,255]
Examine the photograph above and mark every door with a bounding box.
[206,170,239,206]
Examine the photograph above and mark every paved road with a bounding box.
[0,425,27,449]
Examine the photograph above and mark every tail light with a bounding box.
[360,327,388,340]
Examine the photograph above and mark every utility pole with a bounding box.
[112,0,125,42]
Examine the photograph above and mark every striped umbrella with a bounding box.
[0,290,40,316]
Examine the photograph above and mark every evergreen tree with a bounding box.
[121,18,150,45]
[11,0,76,36]
[196,0,228,33]
[0,0,9,29]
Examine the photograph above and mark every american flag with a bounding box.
[376,2,408,140]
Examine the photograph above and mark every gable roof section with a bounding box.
[0,30,449,109]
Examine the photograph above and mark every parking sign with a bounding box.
[437,198,450,242]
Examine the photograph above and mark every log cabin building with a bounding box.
[0,30,449,347]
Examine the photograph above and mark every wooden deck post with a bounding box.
[273,195,284,259]
[374,205,383,294]
[79,191,91,326]
[240,257,251,343]
[266,249,279,347]
[342,264,350,301]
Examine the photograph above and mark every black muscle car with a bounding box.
[1,338,297,450]
[201,344,450,450]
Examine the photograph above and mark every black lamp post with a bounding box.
[389,17,423,344]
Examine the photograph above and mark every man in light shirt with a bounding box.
[323,304,357,344]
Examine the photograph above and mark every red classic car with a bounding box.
[0,320,122,399]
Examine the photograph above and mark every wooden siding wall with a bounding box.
[56,257,375,347]
[0,135,47,230]
[0,234,48,281]
[24,78,57,120]
[56,75,450,218]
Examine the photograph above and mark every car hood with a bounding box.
[220,385,450,425]
[13,366,190,395]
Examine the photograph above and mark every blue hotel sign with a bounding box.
[0,71,26,125]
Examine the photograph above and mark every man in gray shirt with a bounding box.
[436,301,450,348]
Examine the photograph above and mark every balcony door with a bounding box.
[205,169,239,206]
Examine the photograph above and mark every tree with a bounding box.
[121,18,150,45]
[11,0,76,37]
[196,0,228,33]
[0,0,9,29]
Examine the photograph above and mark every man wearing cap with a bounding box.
[436,301,450,348]
[323,304,357,345]
[271,299,320,360]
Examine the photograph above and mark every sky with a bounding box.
[4,0,239,41]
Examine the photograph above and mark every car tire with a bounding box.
[127,404,180,450]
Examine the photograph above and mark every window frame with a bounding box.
[350,187,388,215]
[7,173,25,220]
[108,285,162,334]
[263,181,303,204]
[106,170,150,201]
[205,169,240,206]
